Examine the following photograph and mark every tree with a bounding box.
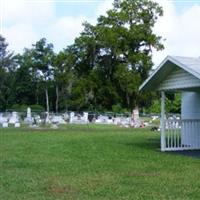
[0,35,16,110]
[69,0,164,111]
[95,0,164,109]
[0,35,14,70]
[53,49,75,112]
[0,0,164,113]
[31,38,54,115]
[14,50,37,105]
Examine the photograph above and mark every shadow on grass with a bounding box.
[123,138,160,151]
[129,139,200,159]
[168,150,200,159]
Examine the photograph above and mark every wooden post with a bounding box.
[161,91,166,151]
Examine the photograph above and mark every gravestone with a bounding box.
[24,107,33,124]
[69,112,75,123]
[83,112,88,123]
[51,124,58,129]
[27,107,31,118]
[130,108,143,127]
[9,112,19,124]
[132,108,139,121]
[15,123,20,128]
[120,117,131,127]
[113,117,121,125]
[2,122,8,128]
[95,115,109,124]
[63,113,69,122]
[0,113,8,124]
[69,112,88,124]
[51,115,66,124]
[45,112,51,124]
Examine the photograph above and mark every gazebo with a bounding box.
[139,56,200,151]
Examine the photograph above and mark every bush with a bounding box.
[10,104,27,112]
[9,104,45,113]
[112,104,128,113]
[30,105,45,112]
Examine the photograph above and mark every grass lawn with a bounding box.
[1,125,200,200]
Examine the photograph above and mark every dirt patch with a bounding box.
[48,184,74,194]
[126,172,160,177]
[46,179,75,195]
[85,177,102,188]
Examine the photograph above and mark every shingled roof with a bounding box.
[139,56,200,91]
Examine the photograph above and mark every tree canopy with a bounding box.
[0,0,169,113]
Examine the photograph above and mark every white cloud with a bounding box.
[2,0,97,53]
[46,0,113,52]
[47,16,89,51]
[3,0,55,53]
[96,0,113,17]
[153,0,200,67]
[4,0,55,25]
[175,5,200,56]
[2,0,200,63]
[4,23,38,53]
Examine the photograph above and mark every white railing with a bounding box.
[164,119,200,151]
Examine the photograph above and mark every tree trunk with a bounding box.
[36,85,39,104]
[36,95,39,105]
[45,87,49,124]
[55,85,59,113]
[126,91,130,107]
[45,87,49,113]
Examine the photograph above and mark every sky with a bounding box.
[1,0,200,66]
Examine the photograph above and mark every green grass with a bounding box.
[1,125,200,200]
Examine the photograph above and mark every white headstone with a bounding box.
[51,115,66,124]
[95,115,109,124]
[2,122,8,128]
[15,123,20,128]
[24,107,33,124]
[51,124,58,129]
[132,108,139,121]
[0,113,8,124]
[113,117,121,125]
[83,112,88,123]
[70,112,75,123]
[69,112,89,124]
[63,113,69,121]
[45,112,51,123]
[27,107,31,118]
[9,112,19,124]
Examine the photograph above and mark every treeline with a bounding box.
[0,0,165,113]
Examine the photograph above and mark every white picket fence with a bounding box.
[163,119,200,151]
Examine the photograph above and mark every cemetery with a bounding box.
[2,56,199,199]
[1,0,200,199]
[0,107,149,128]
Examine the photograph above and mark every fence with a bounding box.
[164,119,200,151]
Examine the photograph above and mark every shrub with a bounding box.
[9,104,45,113]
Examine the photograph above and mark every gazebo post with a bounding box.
[161,91,166,151]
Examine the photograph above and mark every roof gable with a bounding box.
[158,66,200,91]
[139,56,200,91]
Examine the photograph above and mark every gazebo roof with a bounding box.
[139,56,200,91]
